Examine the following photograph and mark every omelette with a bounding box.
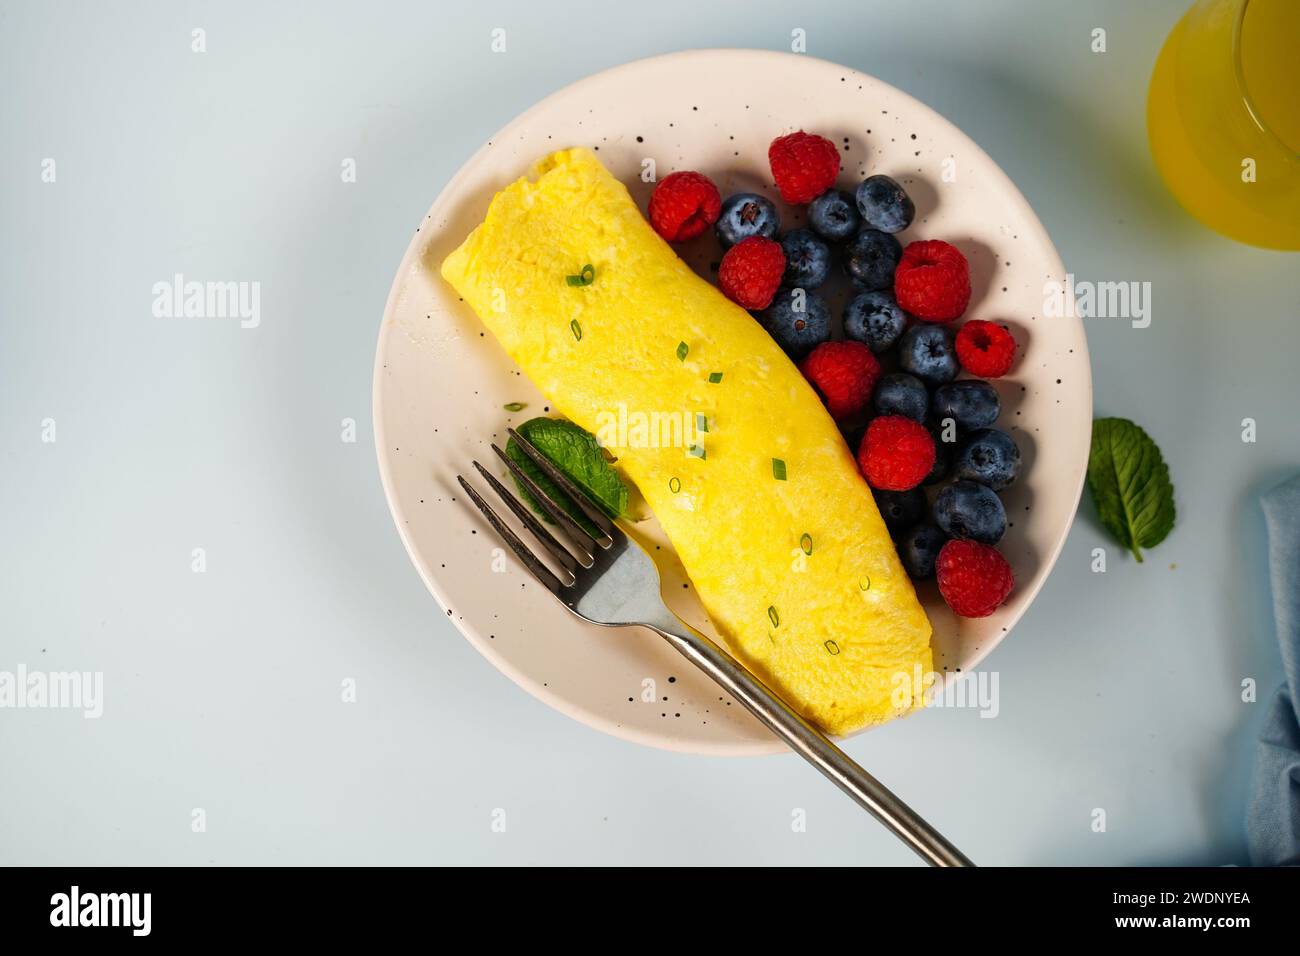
[441,147,932,734]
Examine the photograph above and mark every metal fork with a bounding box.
[457,428,974,867]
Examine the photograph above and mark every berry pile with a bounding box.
[645,131,1024,619]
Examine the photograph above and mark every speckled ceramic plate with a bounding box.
[373,50,1091,756]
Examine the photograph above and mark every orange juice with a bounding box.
[1148,0,1300,249]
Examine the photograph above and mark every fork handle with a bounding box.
[646,619,974,867]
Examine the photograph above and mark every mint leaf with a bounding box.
[505,417,627,537]
[1086,417,1175,563]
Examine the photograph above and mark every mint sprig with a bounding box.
[505,417,627,536]
[1086,417,1175,563]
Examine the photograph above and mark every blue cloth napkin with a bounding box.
[1247,474,1300,866]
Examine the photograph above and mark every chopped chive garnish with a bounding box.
[570,319,582,341]
[767,605,779,628]
[859,577,871,591]
[503,402,527,412]
[676,341,689,362]
[708,372,723,384]
[565,263,595,286]
[800,533,813,555]
[772,458,787,481]
[825,640,841,655]
[687,444,706,459]
[696,413,708,433]
[668,476,681,494]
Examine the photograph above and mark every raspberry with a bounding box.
[894,240,971,322]
[935,539,1014,617]
[857,415,935,491]
[648,171,721,242]
[799,341,880,420]
[717,236,785,310]
[768,131,841,205]
[955,320,1017,377]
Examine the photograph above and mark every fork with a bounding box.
[457,427,974,867]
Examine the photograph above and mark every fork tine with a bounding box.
[456,475,569,593]
[490,445,599,564]
[472,460,579,576]
[505,427,616,547]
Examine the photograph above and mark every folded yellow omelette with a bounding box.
[441,147,932,734]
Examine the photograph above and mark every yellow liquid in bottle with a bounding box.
[1240,0,1300,153]
[1147,0,1300,249]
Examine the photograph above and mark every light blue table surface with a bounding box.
[2,0,1296,865]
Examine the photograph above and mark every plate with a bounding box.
[373,50,1091,755]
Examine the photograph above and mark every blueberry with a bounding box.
[932,380,1000,431]
[761,288,830,359]
[844,291,907,353]
[855,174,915,234]
[899,524,948,579]
[934,480,1007,544]
[955,428,1021,491]
[780,229,831,289]
[808,189,860,242]
[843,228,902,291]
[716,193,780,248]
[874,372,929,422]
[925,429,955,485]
[899,324,958,385]
[874,488,927,537]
